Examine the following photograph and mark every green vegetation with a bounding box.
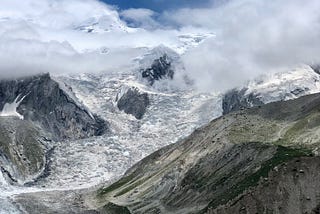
[97,173,138,197]
[203,145,312,213]
[283,112,320,143]
[228,116,279,144]
[114,176,151,197]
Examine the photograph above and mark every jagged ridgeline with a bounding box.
[0,73,108,185]
[96,92,320,214]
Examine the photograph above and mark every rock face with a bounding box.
[0,117,48,184]
[0,73,108,140]
[116,88,150,119]
[141,54,174,86]
[95,92,320,214]
[222,88,264,115]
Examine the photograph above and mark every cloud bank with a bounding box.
[167,0,320,91]
[0,0,181,79]
[0,0,319,93]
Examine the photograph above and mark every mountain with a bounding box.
[94,92,320,214]
[222,65,320,114]
[0,73,109,188]
[0,73,108,140]
[74,15,134,34]
[2,57,320,213]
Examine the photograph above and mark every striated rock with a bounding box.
[116,88,150,119]
[0,73,108,140]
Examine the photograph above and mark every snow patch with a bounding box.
[0,94,27,120]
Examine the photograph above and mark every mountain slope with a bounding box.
[95,92,320,214]
[0,73,110,190]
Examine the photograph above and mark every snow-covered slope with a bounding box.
[174,32,215,54]
[223,65,320,114]
[44,71,221,189]
[246,65,320,103]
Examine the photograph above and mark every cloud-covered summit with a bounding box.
[0,0,319,93]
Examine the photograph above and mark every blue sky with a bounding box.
[100,0,212,12]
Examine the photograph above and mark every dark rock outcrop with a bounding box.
[116,88,150,119]
[222,88,264,115]
[141,54,174,86]
[0,73,108,140]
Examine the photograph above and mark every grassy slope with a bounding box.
[96,93,320,213]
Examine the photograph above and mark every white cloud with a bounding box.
[0,0,319,94]
[121,8,159,29]
[0,0,181,79]
[165,0,320,91]
[0,0,123,30]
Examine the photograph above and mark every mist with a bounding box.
[172,0,320,91]
[0,0,181,79]
[0,0,319,93]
